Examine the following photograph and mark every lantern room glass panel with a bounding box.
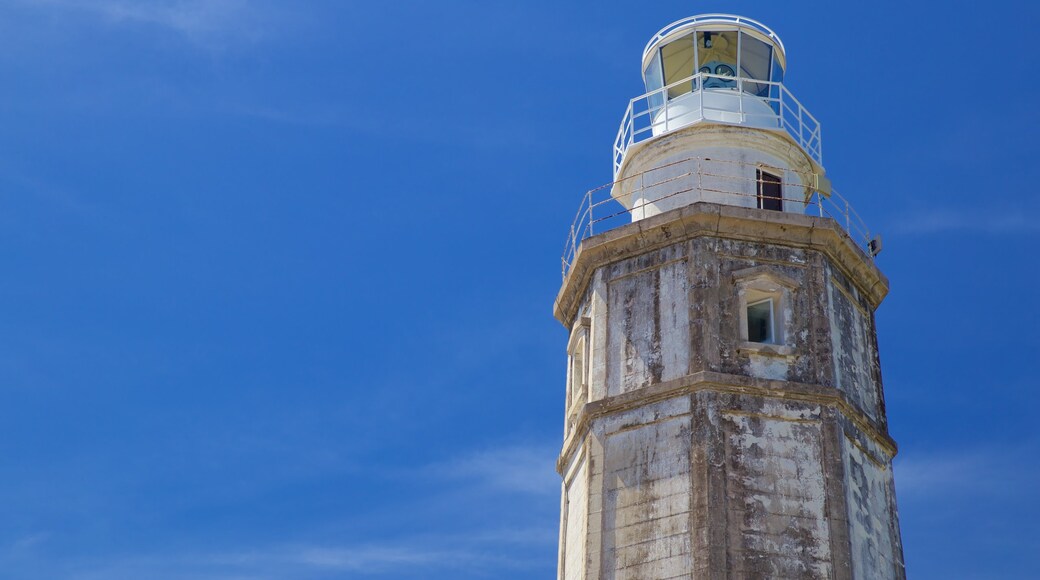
[644,50,664,110]
[768,53,786,114]
[771,54,785,85]
[739,33,772,96]
[696,30,738,89]
[661,37,695,98]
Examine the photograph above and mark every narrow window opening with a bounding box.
[757,169,783,211]
[746,298,775,343]
[567,333,588,430]
[570,346,585,401]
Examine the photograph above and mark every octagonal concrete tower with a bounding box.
[555,15,905,580]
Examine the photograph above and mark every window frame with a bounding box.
[565,317,591,435]
[734,267,797,356]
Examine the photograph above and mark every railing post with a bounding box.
[697,158,703,201]
[798,105,804,148]
[817,193,824,217]
[663,94,670,133]
[629,102,635,148]
[639,172,646,220]
[587,190,594,236]
[699,78,704,121]
[817,125,823,166]
[738,77,744,120]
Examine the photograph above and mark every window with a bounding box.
[734,266,798,356]
[565,317,591,435]
[757,169,783,211]
[746,297,775,343]
[569,337,586,402]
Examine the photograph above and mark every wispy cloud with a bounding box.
[890,208,1040,236]
[2,442,561,579]
[425,443,560,496]
[9,532,50,552]
[214,544,508,574]
[265,541,539,573]
[24,0,272,49]
[895,441,1040,499]
[66,532,553,579]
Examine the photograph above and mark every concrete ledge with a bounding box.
[553,201,889,326]
[555,369,898,474]
[737,342,795,357]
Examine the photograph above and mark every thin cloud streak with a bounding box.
[211,544,482,573]
[279,543,531,572]
[60,443,561,578]
[890,208,1040,236]
[425,443,560,496]
[895,442,1040,499]
[67,534,549,579]
[0,439,559,579]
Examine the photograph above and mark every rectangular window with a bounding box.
[570,343,585,400]
[757,169,783,211]
[747,298,774,343]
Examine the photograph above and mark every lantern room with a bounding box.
[609,15,829,224]
[636,15,782,135]
[641,15,787,133]
[643,15,785,98]
[612,14,824,181]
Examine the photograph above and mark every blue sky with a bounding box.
[0,1,1036,578]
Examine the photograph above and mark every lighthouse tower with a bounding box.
[555,15,904,579]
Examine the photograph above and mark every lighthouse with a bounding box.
[555,14,904,579]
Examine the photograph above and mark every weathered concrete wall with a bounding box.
[710,238,818,384]
[826,265,885,424]
[556,203,904,579]
[559,389,899,580]
[604,244,690,396]
[721,404,832,578]
[841,422,903,579]
[563,222,890,434]
[562,450,589,580]
[596,397,693,579]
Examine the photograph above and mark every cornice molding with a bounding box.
[554,201,888,326]
[555,370,899,474]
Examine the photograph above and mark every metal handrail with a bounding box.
[562,156,874,280]
[613,73,823,180]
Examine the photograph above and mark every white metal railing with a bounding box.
[562,156,873,280]
[613,73,823,180]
